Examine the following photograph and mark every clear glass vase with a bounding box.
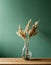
[22,38,32,60]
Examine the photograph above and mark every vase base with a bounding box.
[22,56,30,60]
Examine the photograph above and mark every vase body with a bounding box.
[22,40,32,60]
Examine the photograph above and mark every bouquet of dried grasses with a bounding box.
[16,19,39,40]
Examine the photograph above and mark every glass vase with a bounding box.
[22,39,32,60]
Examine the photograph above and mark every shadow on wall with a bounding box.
[30,31,51,58]
[0,43,5,57]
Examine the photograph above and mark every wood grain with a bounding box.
[0,58,51,64]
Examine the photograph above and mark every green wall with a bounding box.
[0,0,51,58]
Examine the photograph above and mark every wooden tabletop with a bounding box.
[0,58,51,64]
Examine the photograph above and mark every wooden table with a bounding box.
[0,58,51,65]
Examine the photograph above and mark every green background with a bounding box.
[0,0,51,58]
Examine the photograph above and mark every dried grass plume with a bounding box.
[16,19,39,40]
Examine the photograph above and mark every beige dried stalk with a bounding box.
[28,21,38,37]
[16,25,26,40]
[16,19,39,40]
[25,19,31,33]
